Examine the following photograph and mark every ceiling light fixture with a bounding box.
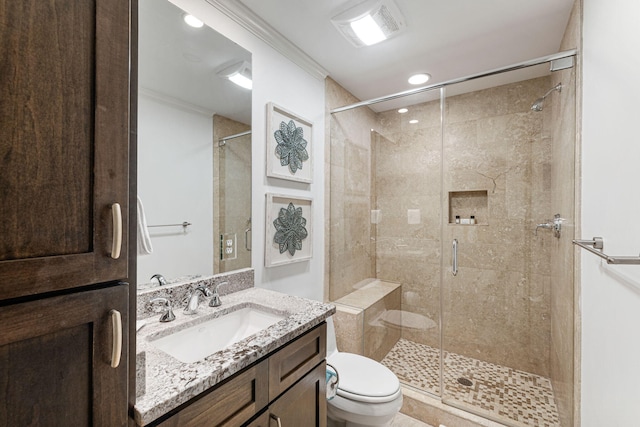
[217,61,252,90]
[408,73,431,85]
[331,0,406,48]
[409,119,419,124]
[183,14,204,28]
[397,108,408,114]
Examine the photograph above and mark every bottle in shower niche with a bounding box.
[455,215,460,224]
[470,215,476,225]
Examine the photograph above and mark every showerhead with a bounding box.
[531,98,545,112]
[530,83,563,112]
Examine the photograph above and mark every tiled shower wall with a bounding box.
[326,78,378,301]
[549,1,580,425]
[213,115,251,273]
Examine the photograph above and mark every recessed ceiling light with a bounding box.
[408,73,431,85]
[398,108,408,114]
[183,14,204,28]
[409,119,419,124]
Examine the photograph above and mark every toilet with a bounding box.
[326,317,403,427]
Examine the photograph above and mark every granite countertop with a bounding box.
[134,287,335,426]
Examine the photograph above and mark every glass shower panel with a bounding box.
[216,133,252,273]
[328,86,444,396]
[370,93,443,397]
[440,68,574,427]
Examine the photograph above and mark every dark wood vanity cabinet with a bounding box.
[0,1,133,426]
[0,284,129,426]
[0,0,131,300]
[248,363,327,427]
[152,323,327,427]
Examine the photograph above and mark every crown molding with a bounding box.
[205,0,329,81]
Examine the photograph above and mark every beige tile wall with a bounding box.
[333,280,402,361]
[325,78,378,301]
[212,115,251,274]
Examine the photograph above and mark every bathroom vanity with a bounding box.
[135,287,334,426]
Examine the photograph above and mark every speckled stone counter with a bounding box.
[134,287,335,426]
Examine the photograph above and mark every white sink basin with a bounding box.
[150,306,287,363]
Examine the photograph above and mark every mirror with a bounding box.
[137,0,252,287]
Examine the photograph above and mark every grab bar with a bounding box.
[452,239,458,276]
[148,221,191,228]
[573,237,640,265]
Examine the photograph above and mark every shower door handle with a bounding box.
[245,227,251,251]
[452,239,458,276]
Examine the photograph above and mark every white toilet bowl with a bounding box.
[326,317,403,427]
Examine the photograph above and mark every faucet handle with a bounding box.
[149,297,176,322]
[209,281,229,307]
[150,274,167,286]
[198,285,213,298]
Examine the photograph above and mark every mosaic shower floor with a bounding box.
[381,339,560,427]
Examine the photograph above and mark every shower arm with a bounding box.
[541,83,563,100]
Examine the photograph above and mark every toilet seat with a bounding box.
[328,352,401,403]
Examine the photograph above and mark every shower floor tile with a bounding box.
[381,339,560,427]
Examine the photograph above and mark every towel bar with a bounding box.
[148,221,191,228]
[573,237,640,265]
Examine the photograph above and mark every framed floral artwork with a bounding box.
[266,103,313,183]
[265,193,313,267]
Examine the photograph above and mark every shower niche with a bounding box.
[448,190,488,225]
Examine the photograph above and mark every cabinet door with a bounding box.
[0,0,130,300]
[268,362,327,427]
[0,284,128,427]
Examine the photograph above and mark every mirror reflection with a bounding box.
[137,0,252,287]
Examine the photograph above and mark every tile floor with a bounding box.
[382,339,560,427]
[392,413,434,427]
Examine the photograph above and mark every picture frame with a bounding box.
[266,103,313,183]
[265,193,313,267]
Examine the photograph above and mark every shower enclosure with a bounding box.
[328,51,576,427]
[213,116,252,273]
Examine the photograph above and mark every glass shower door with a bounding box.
[215,131,252,273]
[440,67,574,427]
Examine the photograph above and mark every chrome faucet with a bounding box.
[150,274,167,286]
[209,281,229,307]
[149,297,176,322]
[184,285,213,314]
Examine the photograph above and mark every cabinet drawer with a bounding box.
[268,323,326,401]
[157,360,268,427]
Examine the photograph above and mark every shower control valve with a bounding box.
[535,214,565,238]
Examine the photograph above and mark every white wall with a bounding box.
[169,0,326,302]
[137,94,214,284]
[581,1,640,425]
